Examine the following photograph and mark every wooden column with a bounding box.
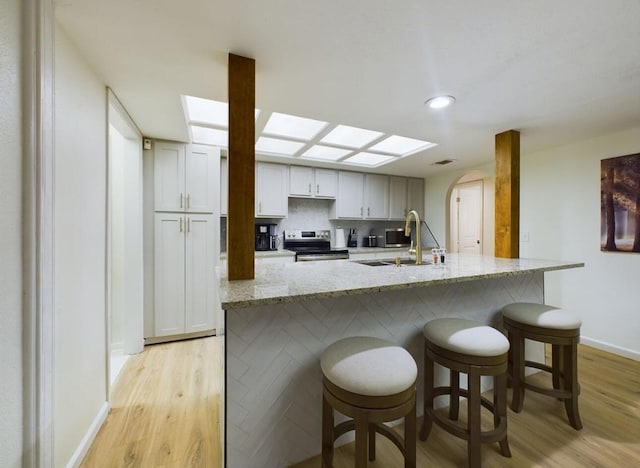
[495,130,520,258]
[227,54,255,280]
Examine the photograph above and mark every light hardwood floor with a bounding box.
[81,337,222,468]
[82,338,639,467]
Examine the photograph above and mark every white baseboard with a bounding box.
[65,401,110,468]
[581,336,640,361]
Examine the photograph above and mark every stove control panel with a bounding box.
[284,230,331,240]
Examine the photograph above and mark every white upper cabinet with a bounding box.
[389,176,408,220]
[332,171,365,219]
[407,177,425,218]
[289,166,337,199]
[363,174,389,219]
[289,166,314,197]
[154,142,217,213]
[256,162,288,217]
[314,168,337,198]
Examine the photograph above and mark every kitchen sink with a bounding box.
[353,257,432,267]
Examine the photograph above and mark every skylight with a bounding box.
[301,145,353,161]
[369,135,436,156]
[255,137,305,156]
[343,152,396,167]
[182,95,438,168]
[320,125,383,148]
[262,112,328,140]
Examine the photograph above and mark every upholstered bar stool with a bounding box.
[420,318,511,468]
[321,336,417,468]
[501,302,583,430]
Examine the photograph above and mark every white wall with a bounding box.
[54,24,108,465]
[0,0,24,466]
[521,126,640,359]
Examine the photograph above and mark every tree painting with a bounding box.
[601,153,640,253]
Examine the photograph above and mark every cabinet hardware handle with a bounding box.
[179,217,183,232]
[188,218,191,232]
[317,184,320,194]
[308,183,311,193]
[259,202,262,213]
[367,207,370,216]
[180,193,183,208]
[187,194,191,209]
[360,207,363,216]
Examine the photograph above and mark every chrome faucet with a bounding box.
[405,209,422,265]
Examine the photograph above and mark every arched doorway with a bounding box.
[448,171,494,256]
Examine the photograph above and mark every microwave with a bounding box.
[380,228,411,248]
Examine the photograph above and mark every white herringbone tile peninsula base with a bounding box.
[225,272,544,468]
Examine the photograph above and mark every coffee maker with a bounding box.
[255,223,278,251]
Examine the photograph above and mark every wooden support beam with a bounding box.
[495,129,520,258]
[227,54,255,280]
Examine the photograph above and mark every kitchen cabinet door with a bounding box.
[154,142,217,213]
[220,157,228,215]
[314,168,337,198]
[154,213,186,336]
[364,174,389,219]
[185,215,215,333]
[256,162,288,217]
[334,171,364,218]
[407,178,425,218]
[389,176,408,220]
[154,213,215,337]
[185,145,216,213]
[289,165,314,197]
[154,142,186,212]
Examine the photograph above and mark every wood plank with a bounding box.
[227,53,255,280]
[495,129,520,258]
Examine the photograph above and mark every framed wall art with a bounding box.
[601,152,640,253]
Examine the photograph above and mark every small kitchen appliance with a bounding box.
[347,228,358,247]
[255,223,279,251]
[334,228,346,249]
[283,229,349,261]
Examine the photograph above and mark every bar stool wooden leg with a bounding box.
[419,347,434,441]
[449,369,460,420]
[552,344,561,390]
[509,330,525,413]
[467,368,481,468]
[355,414,368,468]
[564,339,583,430]
[405,403,417,468]
[322,392,334,468]
[368,423,376,461]
[495,373,511,457]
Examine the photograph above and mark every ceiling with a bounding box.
[55,0,640,177]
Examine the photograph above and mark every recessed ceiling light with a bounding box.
[425,95,456,109]
[255,137,305,156]
[262,112,328,140]
[342,152,396,167]
[320,125,384,148]
[190,125,228,146]
[369,135,436,156]
[300,145,353,161]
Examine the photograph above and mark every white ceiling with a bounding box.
[55,0,640,177]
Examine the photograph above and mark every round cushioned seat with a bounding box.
[423,318,510,357]
[321,336,417,397]
[502,302,581,329]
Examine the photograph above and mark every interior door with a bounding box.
[455,180,483,254]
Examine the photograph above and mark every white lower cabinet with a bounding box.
[154,213,215,337]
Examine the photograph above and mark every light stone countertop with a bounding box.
[218,253,584,309]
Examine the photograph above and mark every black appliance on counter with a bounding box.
[256,223,279,251]
[283,229,350,261]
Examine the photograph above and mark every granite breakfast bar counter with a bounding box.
[218,254,583,468]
